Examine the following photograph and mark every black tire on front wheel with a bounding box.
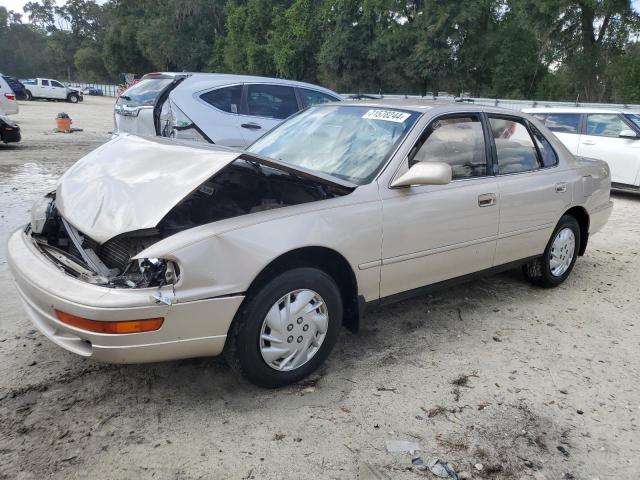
[523,214,581,288]
[67,93,79,103]
[224,267,342,388]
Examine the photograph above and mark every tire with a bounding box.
[225,267,342,388]
[67,93,79,103]
[25,90,32,101]
[523,214,581,288]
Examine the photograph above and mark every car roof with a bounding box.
[174,73,341,98]
[521,106,637,115]
[334,100,533,117]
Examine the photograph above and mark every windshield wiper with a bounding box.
[119,95,131,101]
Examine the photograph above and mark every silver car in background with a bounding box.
[114,72,342,147]
[9,103,612,388]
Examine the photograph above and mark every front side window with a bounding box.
[51,80,63,88]
[543,113,581,134]
[41,80,49,86]
[247,84,298,119]
[247,105,419,185]
[200,85,242,114]
[586,114,629,138]
[409,115,487,179]
[299,88,340,108]
[489,117,541,174]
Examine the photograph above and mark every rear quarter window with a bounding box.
[299,88,340,107]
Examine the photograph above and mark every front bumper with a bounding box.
[7,228,243,363]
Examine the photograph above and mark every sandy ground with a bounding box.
[0,98,638,480]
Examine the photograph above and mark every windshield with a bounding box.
[117,77,173,108]
[247,105,419,184]
[624,113,640,129]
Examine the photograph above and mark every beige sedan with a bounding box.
[8,102,612,387]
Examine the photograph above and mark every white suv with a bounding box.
[523,107,640,189]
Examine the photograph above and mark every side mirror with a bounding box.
[391,161,452,188]
[619,129,638,139]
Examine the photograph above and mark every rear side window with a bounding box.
[299,88,339,108]
[529,124,558,167]
[200,85,242,114]
[586,114,629,138]
[247,84,298,119]
[117,77,173,108]
[489,117,541,174]
[410,115,487,179]
[543,113,581,134]
[41,80,49,86]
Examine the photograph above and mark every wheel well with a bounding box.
[564,206,589,255]
[246,247,360,333]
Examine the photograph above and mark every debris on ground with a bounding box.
[427,458,458,479]
[451,372,479,387]
[557,445,570,457]
[424,405,447,418]
[358,462,391,480]
[474,462,484,471]
[384,439,421,453]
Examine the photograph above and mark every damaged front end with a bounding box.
[29,193,177,289]
[28,154,352,289]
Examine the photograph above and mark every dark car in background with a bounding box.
[82,87,104,96]
[2,76,28,101]
[0,115,21,143]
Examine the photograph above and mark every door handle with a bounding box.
[241,122,262,130]
[478,193,496,207]
[581,139,596,145]
[555,182,568,193]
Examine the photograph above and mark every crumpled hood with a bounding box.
[56,135,240,243]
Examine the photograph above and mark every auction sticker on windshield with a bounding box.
[362,109,411,123]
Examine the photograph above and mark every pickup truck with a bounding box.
[22,78,83,103]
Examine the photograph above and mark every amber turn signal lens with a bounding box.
[55,310,163,334]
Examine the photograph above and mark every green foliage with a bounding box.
[1,0,639,102]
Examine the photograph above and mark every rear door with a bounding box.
[239,83,300,144]
[489,114,571,265]
[50,80,67,99]
[577,113,640,187]
[38,79,53,98]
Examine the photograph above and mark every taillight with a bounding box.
[4,93,16,101]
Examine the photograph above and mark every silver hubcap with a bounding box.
[259,289,328,371]
[550,227,576,277]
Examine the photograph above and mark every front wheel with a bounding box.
[225,267,342,388]
[523,215,580,288]
[67,93,79,103]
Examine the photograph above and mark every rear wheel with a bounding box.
[67,93,79,103]
[225,267,342,388]
[24,90,32,101]
[523,215,580,288]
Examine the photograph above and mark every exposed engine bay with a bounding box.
[29,158,352,288]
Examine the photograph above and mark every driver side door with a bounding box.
[378,113,499,298]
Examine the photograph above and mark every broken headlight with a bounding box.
[113,258,179,288]
[30,195,55,234]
